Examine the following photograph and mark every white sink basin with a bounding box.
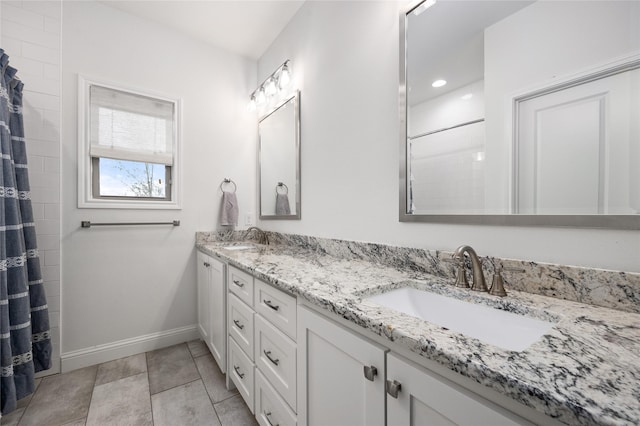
[221,244,256,251]
[365,287,556,352]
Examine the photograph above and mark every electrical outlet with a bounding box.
[245,213,253,226]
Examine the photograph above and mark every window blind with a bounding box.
[89,85,175,165]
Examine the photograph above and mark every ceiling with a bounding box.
[101,1,306,59]
[407,0,533,106]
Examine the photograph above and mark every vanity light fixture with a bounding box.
[279,62,291,88]
[248,59,293,110]
[265,77,277,96]
[432,79,447,88]
[413,0,436,16]
[247,94,257,111]
[256,87,266,105]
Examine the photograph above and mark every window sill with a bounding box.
[78,198,181,210]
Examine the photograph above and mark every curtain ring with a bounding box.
[276,182,288,195]
[220,178,237,193]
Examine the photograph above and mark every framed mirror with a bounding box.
[259,91,301,220]
[400,0,640,229]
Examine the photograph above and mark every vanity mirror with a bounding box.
[259,91,301,219]
[400,0,640,229]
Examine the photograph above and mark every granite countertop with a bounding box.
[197,241,640,426]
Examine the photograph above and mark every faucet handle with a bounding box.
[443,257,470,288]
[488,266,524,297]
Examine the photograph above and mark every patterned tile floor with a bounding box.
[2,341,258,426]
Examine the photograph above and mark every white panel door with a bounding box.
[517,67,639,214]
[208,256,226,373]
[297,306,387,426]
[386,353,531,426]
[196,251,211,344]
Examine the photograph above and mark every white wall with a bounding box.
[1,0,62,375]
[409,80,485,137]
[60,1,256,366]
[256,0,640,273]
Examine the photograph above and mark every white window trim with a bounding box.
[77,75,182,209]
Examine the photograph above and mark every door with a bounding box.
[196,251,211,344]
[297,305,387,426]
[386,353,530,426]
[209,256,226,373]
[516,67,640,214]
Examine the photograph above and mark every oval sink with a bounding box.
[365,287,556,352]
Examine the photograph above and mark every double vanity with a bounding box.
[195,231,640,426]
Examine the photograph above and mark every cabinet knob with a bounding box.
[263,299,280,311]
[264,411,279,426]
[386,380,402,399]
[263,350,280,366]
[233,365,245,379]
[363,365,378,381]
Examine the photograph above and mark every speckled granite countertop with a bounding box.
[197,240,639,426]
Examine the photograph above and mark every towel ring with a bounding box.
[276,182,288,195]
[220,178,237,193]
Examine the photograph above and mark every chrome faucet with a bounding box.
[244,226,269,245]
[452,245,488,292]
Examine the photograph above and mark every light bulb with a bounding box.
[279,64,291,88]
[432,79,447,88]
[265,78,277,96]
[256,88,266,105]
[247,95,256,111]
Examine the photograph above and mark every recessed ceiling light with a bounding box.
[461,93,473,100]
[432,79,447,88]
[413,0,436,16]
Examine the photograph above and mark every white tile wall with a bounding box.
[2,0,62,376]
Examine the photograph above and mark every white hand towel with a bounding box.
[275,193,291,215]
[221,191,239,226]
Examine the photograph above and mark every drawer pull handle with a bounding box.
[386,379,402,399]
[363,365,378,381]
[263,350,280,366]
[264,411,279,426]
[233,319,244,330]
[233,365,245,379]
[263,299,280,311]
[203,262,210,267]
[233,279,245,288]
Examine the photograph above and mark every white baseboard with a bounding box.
[61,325,199,373]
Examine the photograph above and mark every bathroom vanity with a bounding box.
[196,232,640,426]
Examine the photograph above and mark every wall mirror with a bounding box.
[259,91,301,220]
[400,0,640,229]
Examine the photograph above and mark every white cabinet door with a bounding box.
[197,251,212,345]
[208,256,226,373]
[386,353,531,426]
[297,306,387,426]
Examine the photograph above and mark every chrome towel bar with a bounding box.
[81,220,180,228]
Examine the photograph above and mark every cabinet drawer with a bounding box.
[255,279,297,340]
[229,337,255,414]
[228,293,255,361]
[229,266,254,306]
[255,370,297,426]
[255,315,297,411]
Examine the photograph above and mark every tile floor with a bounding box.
[2,340,258,426]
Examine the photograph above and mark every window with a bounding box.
[78,77,181,209]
